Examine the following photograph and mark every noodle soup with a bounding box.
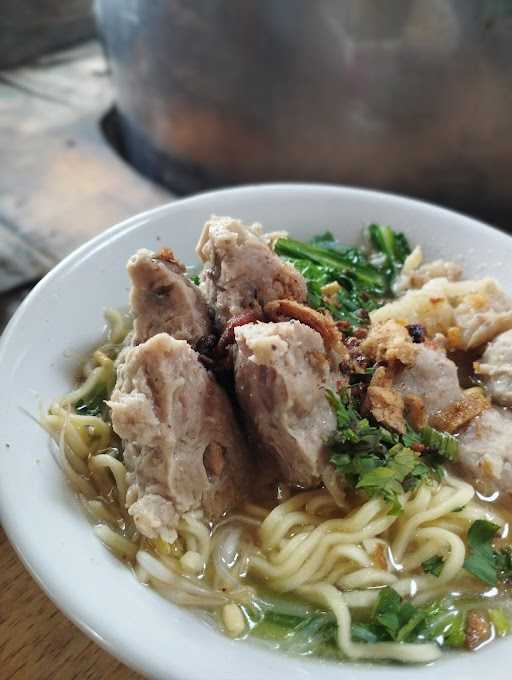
[42,218,512,665]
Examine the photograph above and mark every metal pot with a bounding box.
[95,0,512,223]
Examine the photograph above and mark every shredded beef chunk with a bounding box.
[233,320,338,488]
[128,248,212,346]
[196,216,307,330]
[457,407,512,503]
[108,333,251,540]
[393,344,463,419]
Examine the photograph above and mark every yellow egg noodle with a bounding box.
[41,308,510,664]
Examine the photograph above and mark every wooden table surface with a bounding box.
[0,527,142,679]
[0,41,172,680]
[0,41,169,294]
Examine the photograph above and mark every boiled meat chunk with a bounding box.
[476,329,512,406]
[233,320,337,487]
[109,333,251,540]
[457,407,512,503]
[128,248,212,346]
[196,216,307,329]
[393,344,463,419]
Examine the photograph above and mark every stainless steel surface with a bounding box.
[0,0,95,68]
[96,0,512,222]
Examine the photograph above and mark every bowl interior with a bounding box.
[1,184,512,680]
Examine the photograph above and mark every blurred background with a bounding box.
[1,2,512,676]
[2,0,512,332]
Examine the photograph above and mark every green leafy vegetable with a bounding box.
[373,587,402,638]
[275,237,387,291]
[281,255,383,331]
[274,226,411,332]
[190,274,200,286]
[396,607,428,643]
[372,589,428,643]
[463,520,512,586]
[326,389,411,513]
[495,546,512,584]
[442,612,466,648]
[327,389,456,513]
[420,426,459,462]
[355,445,429,515]
[250,589,510,657]
[350,622,382,643]
[401,425,423,448]
[74,381,109,417]
[464,520,501,586]
[422,555,445,577]
[310,230,348,249]
[416,599,465,647]
[250,608,339,658]
[350,588,463,647]
[489,608,511,637]
[367,223,411,289]
[325,389,384,450]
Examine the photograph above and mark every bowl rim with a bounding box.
[2,180,507,349]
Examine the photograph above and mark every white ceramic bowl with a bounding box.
[1,184,512,680]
